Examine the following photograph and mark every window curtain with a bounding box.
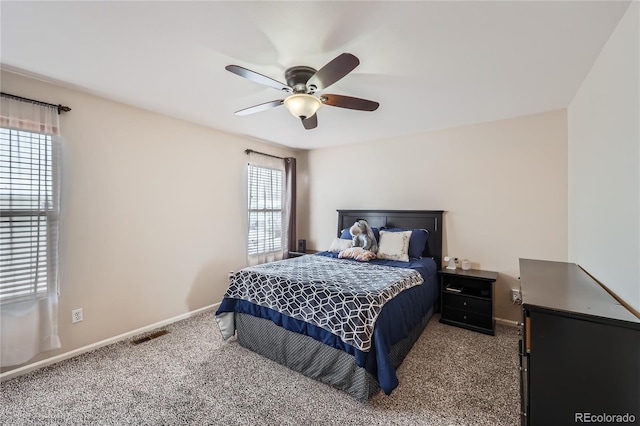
[0,95,62,367]
[247,151,286,265]
[284,157,296,253]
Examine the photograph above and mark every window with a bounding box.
[0,127,57,302]
[247,164,284,255]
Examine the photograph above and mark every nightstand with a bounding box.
[439,268,498,335]
[288,249,319,258]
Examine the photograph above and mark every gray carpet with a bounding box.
[0,312,520,425]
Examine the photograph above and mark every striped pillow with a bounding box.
[338,247,377,262]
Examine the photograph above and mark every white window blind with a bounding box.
[247,165,284,255]
[0,127,56,302]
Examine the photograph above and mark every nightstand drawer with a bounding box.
[442,307,492,330]
[442,293,490,313]
[443,277,491,298]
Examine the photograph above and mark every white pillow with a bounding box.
[376,230,411,262]
[329,238,353,253]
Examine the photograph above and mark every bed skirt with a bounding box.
[235,306,434,402]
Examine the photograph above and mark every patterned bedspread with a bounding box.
[218,255,423,351]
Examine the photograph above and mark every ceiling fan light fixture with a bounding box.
[225,53,378,129]
[283,94,322,119]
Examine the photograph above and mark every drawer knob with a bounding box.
[463,302,467,306]
[463,315,467,320]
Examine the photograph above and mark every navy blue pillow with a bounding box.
[340,227,380,243]
[379,227,430,258]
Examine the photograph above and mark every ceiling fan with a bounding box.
[225,53,379,130]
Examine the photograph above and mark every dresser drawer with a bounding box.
[442,292,490,314]
[441,307,493,330]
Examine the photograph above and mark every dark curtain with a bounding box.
[285,157,297,255]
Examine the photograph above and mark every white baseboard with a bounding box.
[495,317,519,327]
[1,303,220,382]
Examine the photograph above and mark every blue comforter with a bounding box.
[216,252,439,395]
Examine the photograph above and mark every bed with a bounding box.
[215,209,444,401]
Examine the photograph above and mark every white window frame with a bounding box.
[247,164,284,256]
[0,127,58,303]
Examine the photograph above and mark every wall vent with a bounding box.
[131,330,169,345]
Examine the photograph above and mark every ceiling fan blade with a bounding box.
[234,99,284,116]
[321,94,379,111]
[301,114,318,130]
[307,53,360,91]
[226,65,291,92]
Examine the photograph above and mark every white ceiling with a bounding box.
[0,1,631,150]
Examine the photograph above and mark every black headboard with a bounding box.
[337,210,444,269]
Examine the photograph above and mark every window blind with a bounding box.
[0,128,55,301]
[247,165,283,255]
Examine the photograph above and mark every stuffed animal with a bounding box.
[349,220,378,253]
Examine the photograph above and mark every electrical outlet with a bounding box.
[511,289,522,305]
[72,308,83,323]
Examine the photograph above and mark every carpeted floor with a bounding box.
[0,312,520,425]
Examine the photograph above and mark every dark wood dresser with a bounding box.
[519,259,640,426]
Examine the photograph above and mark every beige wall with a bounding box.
[1,70,297,373]
[568,2,639,311]
[301,110,569,322]
[0,68,572,372]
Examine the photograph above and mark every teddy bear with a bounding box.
[349,219,378,253]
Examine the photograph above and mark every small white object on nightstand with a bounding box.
[444,256,457,270]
